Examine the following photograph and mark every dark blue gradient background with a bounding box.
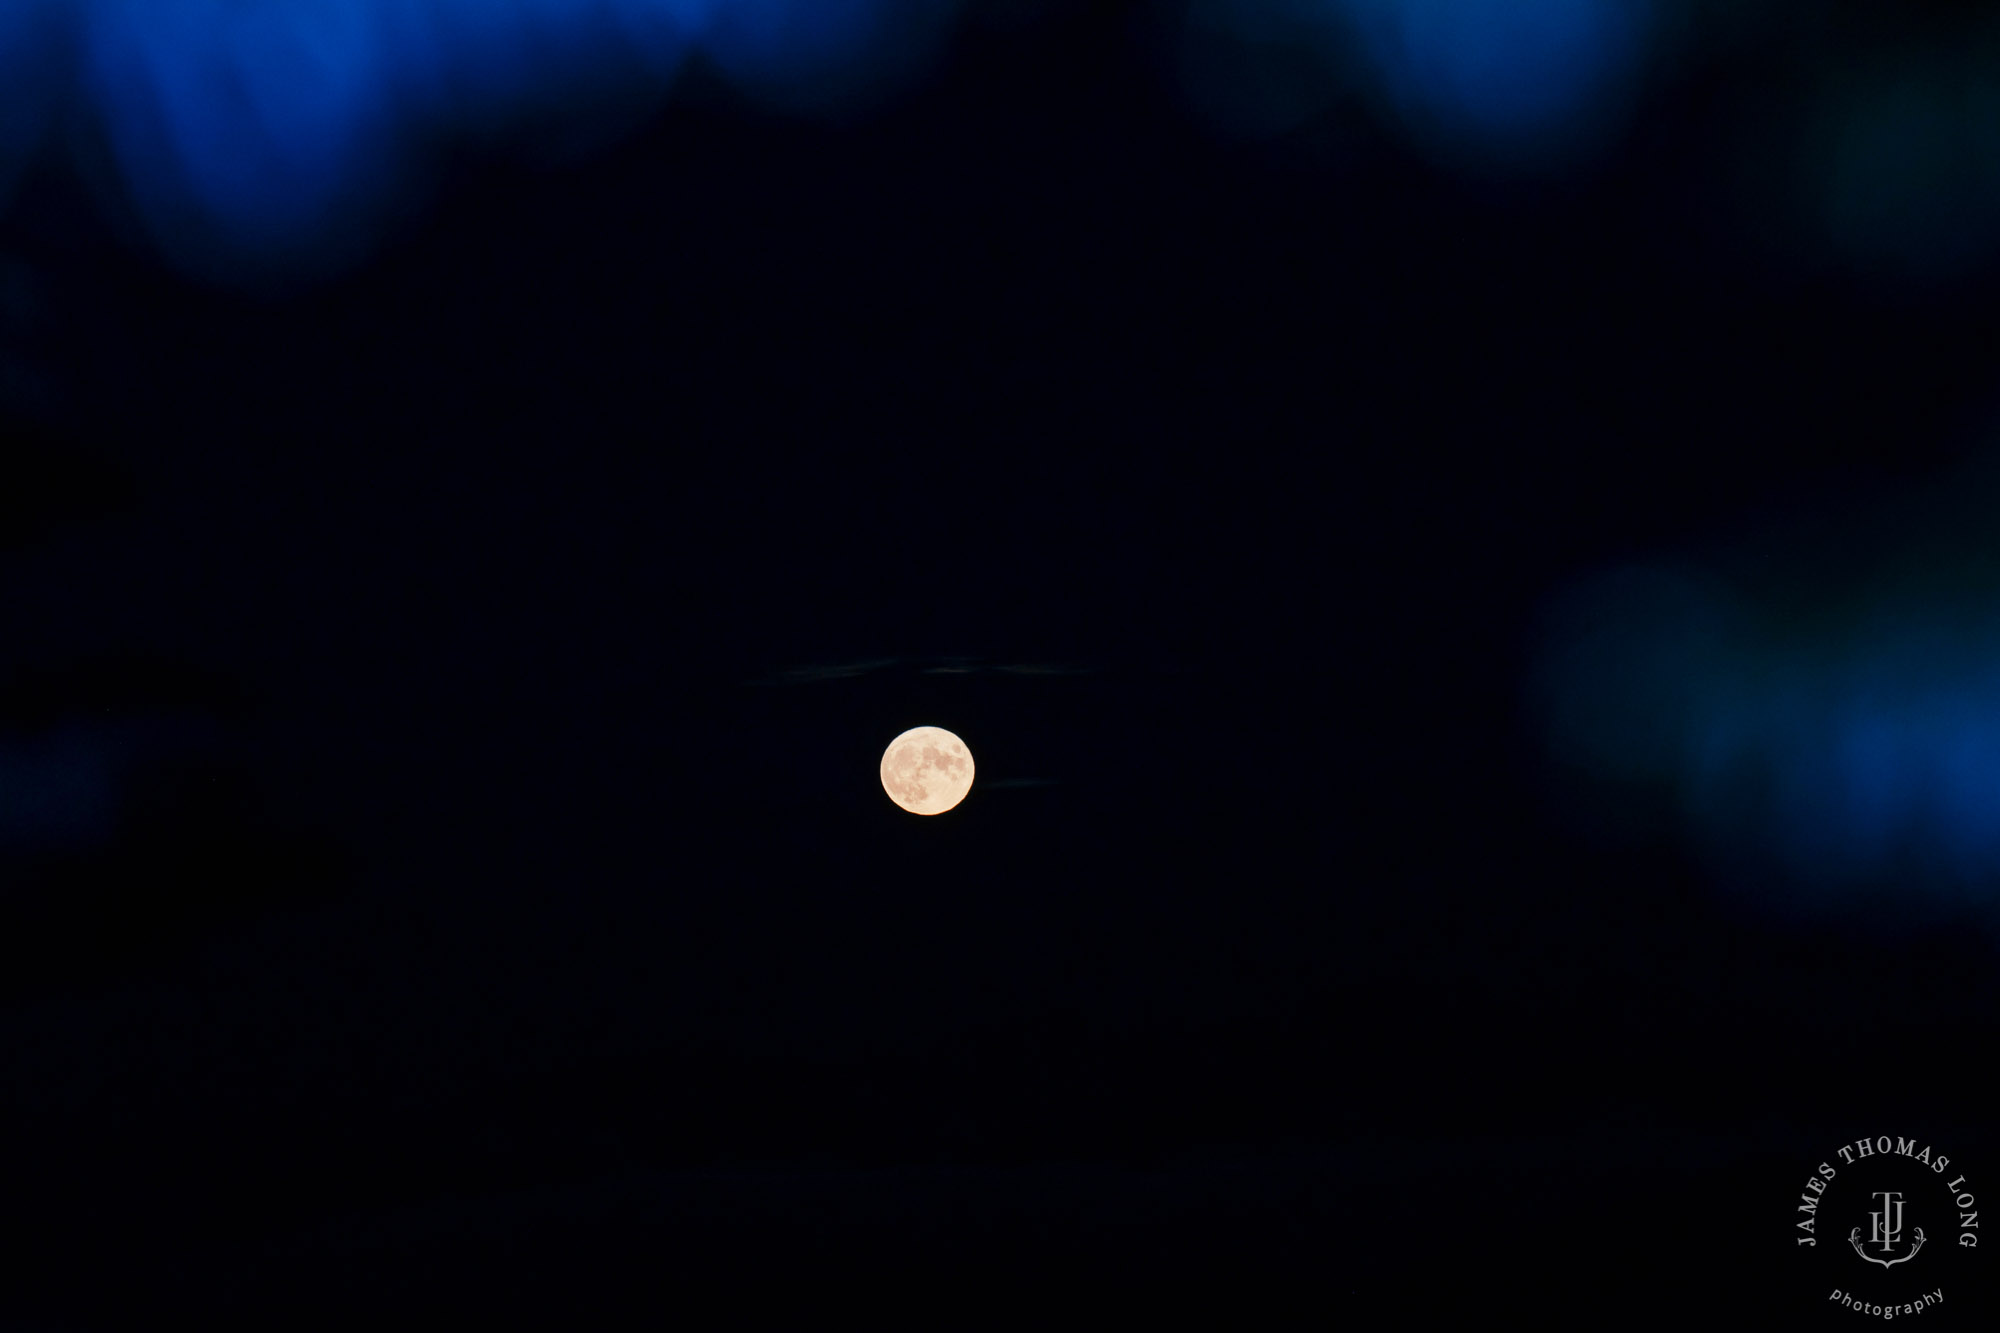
[3,2,1998,1323]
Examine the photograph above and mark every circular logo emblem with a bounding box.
[1794,1136,1986,1320]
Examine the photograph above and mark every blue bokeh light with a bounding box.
[4,4,1999,286]
[700,0,959,113]
[0,0,964,283]
[1167,0,1658,166]
[1531,478,2000,930]
[0,0,64,214]
[1340,0,1656,166]
[372,0,707,137]
[1807,55,2000,282]
[83,0,407,268]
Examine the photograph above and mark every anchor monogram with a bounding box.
[1849,1191,1926,1268]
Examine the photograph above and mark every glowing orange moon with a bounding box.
[879,725,975,815]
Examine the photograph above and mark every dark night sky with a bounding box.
[2,1,1998,1322]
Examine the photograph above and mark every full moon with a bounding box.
[879,725,975,815]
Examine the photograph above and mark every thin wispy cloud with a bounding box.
[743,658,900,687]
